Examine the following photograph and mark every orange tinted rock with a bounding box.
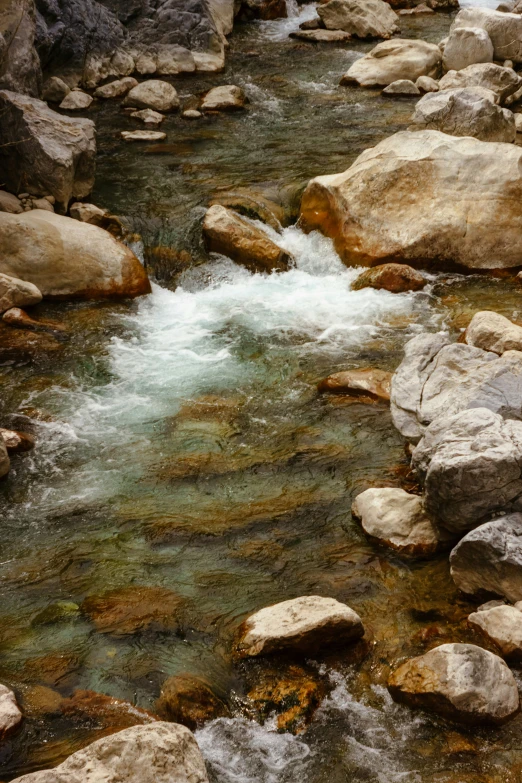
[156,674,228,730]
[351,263,426,293]
[21,684,64,717]
[81,586,184,636]
[23,652,81,687]
[0,428,35,453]
[318,367,392,401]
[2,307,65,334]
[247,665,323,733]
[61,689,158,729]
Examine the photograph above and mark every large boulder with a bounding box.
[352,487,450,555]
[388,643,519,724]
[0,0,41,96]
[236,596,364,658]
[0,211,150,300]
[391,336,522,442]
[468,604,522,658]
[409,87,516,142]
[0,91,95,213]
[10,723,209,783]
[202,205,292,273]
[465,311,522,354]
[341,39,441,87]
[299,130,522,270]
[317,0,399,39]
[412,407,522,532]
[0,683,22,738]
[451,7,522,63]
[442,27,494,72]
[438,63,521,102]
[450,514,522,601]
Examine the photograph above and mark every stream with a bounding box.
[2,3,522,782]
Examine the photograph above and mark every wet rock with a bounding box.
[2,307,64,335]
[318,368,392,401]
[0,273,42,314]
[0,91,95,213]
[388,643,519,724]
[383,79,420,94]
[289,29,353,41]
[59,90,93,111]
[409,87,516,142]
[121,130,167,142]
[352,487,449,555]
[209,188,287,231]
[21,685,63,717]
[465,311,522,354]
[61,689,158,729]
[123,81,179,112]
[81,585,184,636]
[0,0,41,96]
[352,263,425,293]
[32,602,80,625]
[0,684,22,739]
[94,77,138,99]
[416,75,439,92]
[0,210,150,300]
[341,39,441,87]
[236,595,364,658]
[0,428,35,454]
[443,27,494,72]
[468,605,522,658]
[300,130,522,270]
[0,324,63,364]
[438,63,520,102]
[202,205,291,273]
[451,7,522,63]
[299,17,323,29]
[238,0,288,20]
[450,513,522,601]
[0,439,9,477]
[201,85,247,112]
[156,674,228,730]
[23,652,80,687]
[247,665,323,733]
[42,77,70,104]
[9,723,209,783]
[0,191,22,214]
[317,0,399,39]
[413,408,522,532]
[131,109,165,125]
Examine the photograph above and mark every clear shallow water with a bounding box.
[3,4,522,783]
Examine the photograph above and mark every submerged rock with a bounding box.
[352,487,449,555]
[236,595,364,658]
[465,311,522,354]
[0,684,22,739]
[60,689,158,729]
[81,585,184,636]
[318,368,392,401]
[451,7,522,63]
[468,604,522,658]
[442,27,494,72]
[201,85,247,112]
[0,273,42,314]
[438,63,520,102]
[351,263,425,292]
[341,39,441,87]
[247,665,323,733]
[0,210,150,300]
[156,674,229,730]
[388,643,519,724]
[0,90,95,212]
[123,81,179,112]
[410,87,516,142]
[2,307,64,334]
[299,130,522,270]
[202,205,291,273]
[450,513,522,602]
[10,723,209,783]
[317,0,399,39]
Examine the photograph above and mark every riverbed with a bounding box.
[2,4,522,782]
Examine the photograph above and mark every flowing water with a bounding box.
[3,4,522,782]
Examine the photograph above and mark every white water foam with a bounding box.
[252,2,319,41]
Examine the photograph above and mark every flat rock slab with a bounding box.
[388,643,519,724]
[290,29,353,42]
[468,604,522,658]
[121,131,166,142]
[236,595,364,657]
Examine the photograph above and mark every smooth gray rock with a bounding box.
[388,643,519,724]
[0,90,95,212]
[450,513,522,601]
[438,62,520,102]
[413,408,522,531]
[410,87,516,142]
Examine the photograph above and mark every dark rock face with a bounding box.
[0,0,42,95]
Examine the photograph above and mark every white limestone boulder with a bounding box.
[341,39,441,87]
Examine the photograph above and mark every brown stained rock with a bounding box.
[202,205,292,273]
[0,323,63,363]
[23,652,81,687]
[81,586,184,636]
[318,368,392,402]
[351,263,426,293]
[156,674,229,730]
[247,665,323,733]
[60,689,159,729]
[0,428,35,454]
[3,308,65,334]
[20,685,64,717]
